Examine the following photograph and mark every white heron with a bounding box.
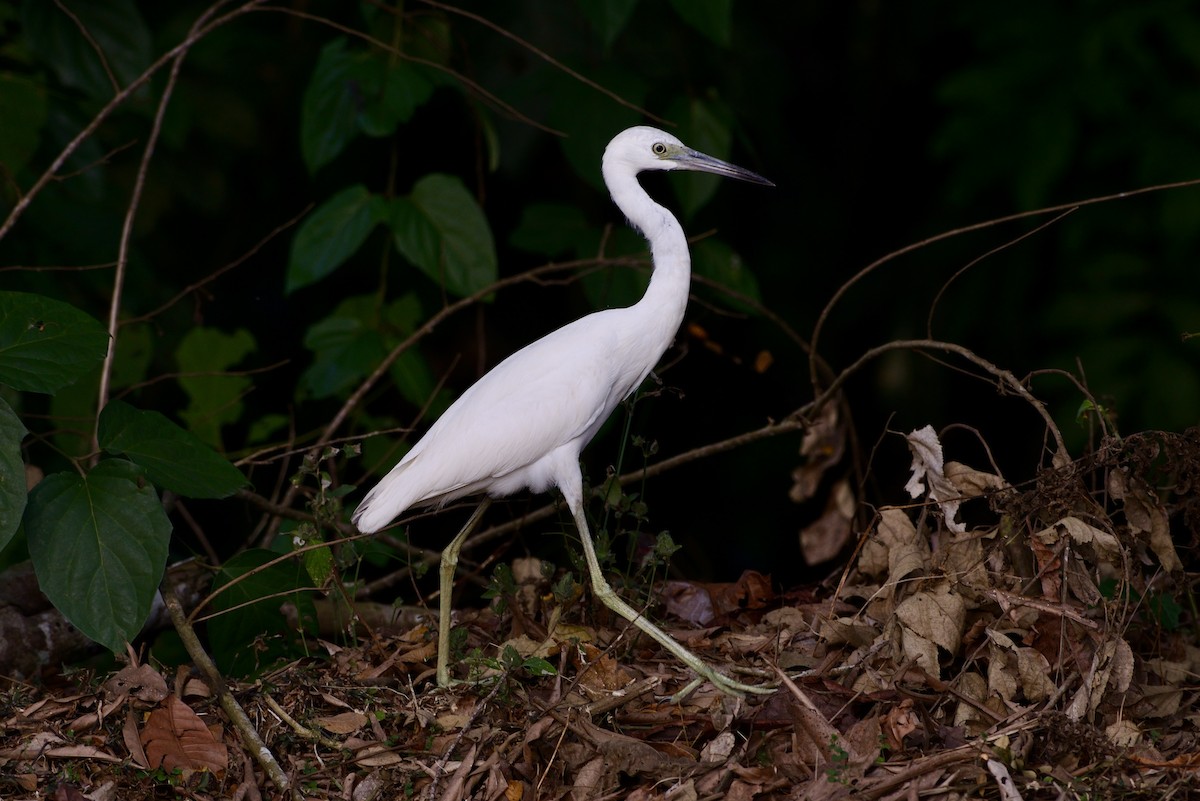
[353,126,774,696]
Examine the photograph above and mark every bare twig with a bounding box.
[164,590,293,798]
[808,176,1200,395]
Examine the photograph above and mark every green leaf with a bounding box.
[21,0,152,100]
[287,185,384,293]
[0,73,47,175]
[0,291,109,394]
[176,327,255,449]
[387,174,497,297]
[359,60,434,137]
[208,549,317,676]
[510,203,594,257]
[670,98,732,219]
[0,397,28,552]
[692,238,762,314]
[668,0,732,47]
[98,400,248,499]
[578,0,639,49]
[300,38,361,173]
[299,297,387,400]
[26,459,171,653]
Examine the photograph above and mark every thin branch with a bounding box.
[413,0,668,126]
[258,4,564,137]
[0,0,266,243]
[94,12,197,455]
[808,176,1200,395]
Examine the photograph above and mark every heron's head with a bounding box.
[603,126,773,186]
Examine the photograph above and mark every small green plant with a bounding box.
[825,734,852,785]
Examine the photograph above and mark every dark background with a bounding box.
[3,1,1198,589]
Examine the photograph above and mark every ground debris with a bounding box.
[2,431,1198,799]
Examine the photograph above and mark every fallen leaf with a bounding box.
[140,695,228,775]
[903,425,965,533]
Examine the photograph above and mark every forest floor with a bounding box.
[2,429,1198,800]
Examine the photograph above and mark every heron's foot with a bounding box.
[672,665,775,702]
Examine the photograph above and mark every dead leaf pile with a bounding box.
[1,429,1197,800]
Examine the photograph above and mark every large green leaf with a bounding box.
[388,174,497,297]
[287,185,384,293]
[667,0,732,47]
[21,0,151,100]
[208,548,317,676]
[299,293,442,411]
[510,203,594,258]
[0,397,28,552]
[26,459,172,653]
[0,73,47,175]
[358,60,434,137]
[176,327,255,449]
[578,0,639,49]
[299,297,387,400]
[0,292,109,394]
[98,400,248,499]
[300,38,361,174]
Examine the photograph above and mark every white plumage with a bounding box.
[353,126,774,696]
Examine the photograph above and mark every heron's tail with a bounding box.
[351,460,415,534]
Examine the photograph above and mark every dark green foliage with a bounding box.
[1,0,1197,673]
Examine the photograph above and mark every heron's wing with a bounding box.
[401,308,654,496]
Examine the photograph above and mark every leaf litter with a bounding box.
[1,428,1198,799]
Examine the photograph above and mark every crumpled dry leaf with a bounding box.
[903,425,966,533]
[799,478,855,565]
[859,507,930,592]
[790,403,845,503]
[1109,469,1182,571]
[985,629,1055,703]
[945,460,1009,496]
[1066,637,1134,722]
[139,694,228,775]
[895,582,967,675]
[1033,516,1122,561]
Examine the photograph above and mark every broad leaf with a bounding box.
[358,60,434,137]
[21,0,152,100]
[208,549,317,676]
[692,238,762,315]
[299,300,386,400]
[0,291,109,394]
[26,459,171,653]
[300,294,441,411]
[300,38,361,173]
[388,174,497,297]
[510,203,594,258]
[0,397,28,551]
[176,327,255,449]
[578,0,639,49]
[668,0,732,47]
[287,185,384,293]
[669,98,732,219]
[98,400,248,499]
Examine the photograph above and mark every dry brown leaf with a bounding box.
[903,425,966,533]
[1066,637,1134,721]
[895,583,966,674]
[102,664,168,705]
[790,403,844,503]
[945,460,1009,496]
[317,711,369,735]
[1033,516,1121,561]
[139,694,228,775]
[1109,470,1182,571]
[800,478,855,565]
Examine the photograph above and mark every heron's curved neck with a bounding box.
[603,167,691,330]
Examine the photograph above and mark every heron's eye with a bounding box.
[652,142,667,156]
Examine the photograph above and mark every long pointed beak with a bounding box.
[676,149,775,187]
